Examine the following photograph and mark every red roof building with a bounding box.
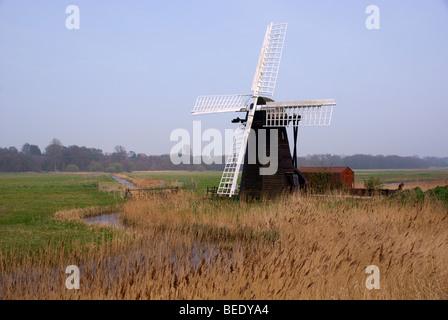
[298,167,355,189]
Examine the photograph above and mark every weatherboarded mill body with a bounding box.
[239,101,308,199]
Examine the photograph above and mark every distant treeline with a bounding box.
[0,139,447,173]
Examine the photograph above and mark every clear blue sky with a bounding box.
[1,0,447,157]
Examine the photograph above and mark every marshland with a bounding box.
[1,170,447,299]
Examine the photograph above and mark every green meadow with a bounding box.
[0,173,124,257]
[354,169,448,184]
[126,170,223,193]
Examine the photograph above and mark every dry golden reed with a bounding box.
[53,204,123,222]
[1,191,447,300]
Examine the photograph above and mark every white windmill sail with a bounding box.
[217,123,246,195]
[251,23,287,97]
[191,94,252,115]
[260,99,335,127]
[218,97,257,196]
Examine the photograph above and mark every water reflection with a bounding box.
[111,176,135,188]
[83,212,125,229]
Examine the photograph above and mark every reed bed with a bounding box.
[1,191,447,300]
[53,204,124,222]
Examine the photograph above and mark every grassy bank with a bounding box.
[0,172,125,258]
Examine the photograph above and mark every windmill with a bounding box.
[192,23,336,198]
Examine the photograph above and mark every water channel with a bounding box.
[82,176,133,229]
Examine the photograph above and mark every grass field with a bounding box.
[0,172,124,257]
[354,169,448,185]
[1,169,448,300]
[126,170,223,193]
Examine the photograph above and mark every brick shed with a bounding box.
[298,167,355,189]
